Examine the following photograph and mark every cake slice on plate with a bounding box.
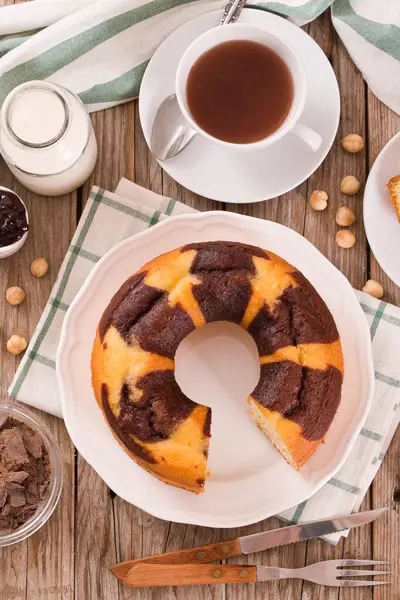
[387,174,400,222]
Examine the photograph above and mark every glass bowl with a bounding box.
[0,402,63,547]
[0,186,29,259]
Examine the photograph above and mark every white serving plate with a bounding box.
[364,131,400,287]
[57,212,374,528]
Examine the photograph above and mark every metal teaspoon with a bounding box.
[150,0,246,161]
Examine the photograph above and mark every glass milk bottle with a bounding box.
[0,81,98,196]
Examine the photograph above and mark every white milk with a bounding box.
[0,81,98,196]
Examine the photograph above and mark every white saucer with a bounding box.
[139,10,340,204]
[57,212,373,528]
[364,131,400,287]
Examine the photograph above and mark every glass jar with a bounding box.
[0,81,98,196]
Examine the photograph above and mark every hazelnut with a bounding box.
[336,207,356,226]
[31,257,49,278]
[336,230,356,248]
[7,335,28,355]
[341,134,364,153]
[6,286,25,306]
[362,279,384,299]
[341,176,360,195]
[309,190,328,211]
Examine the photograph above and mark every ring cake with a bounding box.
[91,241,344,493]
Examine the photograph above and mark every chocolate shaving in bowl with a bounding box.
[0,417,51,533]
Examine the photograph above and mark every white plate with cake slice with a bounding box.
[57,212,374,528]
[364,131,400,287]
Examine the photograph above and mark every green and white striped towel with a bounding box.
[0,0,399,115]
[8,179,400,542]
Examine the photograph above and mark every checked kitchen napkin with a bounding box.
[0,1,400,116]
[8,178,400,543]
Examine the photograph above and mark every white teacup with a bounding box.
[176,23,322,152]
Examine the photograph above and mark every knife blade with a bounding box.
[239,507,387,554]
[112,508,387,583]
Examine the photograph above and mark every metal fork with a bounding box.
[256,559,391,587]
[122,559,391,588]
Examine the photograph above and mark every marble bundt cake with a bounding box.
[91,241,344,493]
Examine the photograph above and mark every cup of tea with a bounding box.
[175,23,322,151]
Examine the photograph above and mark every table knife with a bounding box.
[112,507,387,583]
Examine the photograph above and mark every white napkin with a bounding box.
[8,178,400,542]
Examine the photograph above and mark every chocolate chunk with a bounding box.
[8,489,26,508]
[5,482,24,491]
[28,481,38,496]
[0,428,29,469]
[22,430,43,458]
[0,414,8,431]
[26,492,38,505]
[0,417,51,533]
[39,483,48,498]
[5,471,29,484]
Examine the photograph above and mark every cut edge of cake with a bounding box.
[248,398,321,470]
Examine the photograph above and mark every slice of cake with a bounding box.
[387,174,400,222]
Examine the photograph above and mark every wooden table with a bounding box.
[0,7,399,600]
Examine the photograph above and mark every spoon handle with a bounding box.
[220,0,246,25]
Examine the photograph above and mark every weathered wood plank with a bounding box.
[82,103,136,203]
[133,102,162,194]
[0,1,29,595]
[302,16,372,600]
[74,461,119,600]
[76,102,136,600]
[0,163,29,600]
[367,89,400,600]
[0,3,77,593]
[303,25,367,290]
[0,165,76,600]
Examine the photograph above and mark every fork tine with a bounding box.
[337,570,391,577]
[338,559,390,567]
[339,581,390,588]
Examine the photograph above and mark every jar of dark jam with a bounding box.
[0,186,29,258]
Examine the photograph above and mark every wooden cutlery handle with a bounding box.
[125,563,257,587]
[112,538,242,581]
